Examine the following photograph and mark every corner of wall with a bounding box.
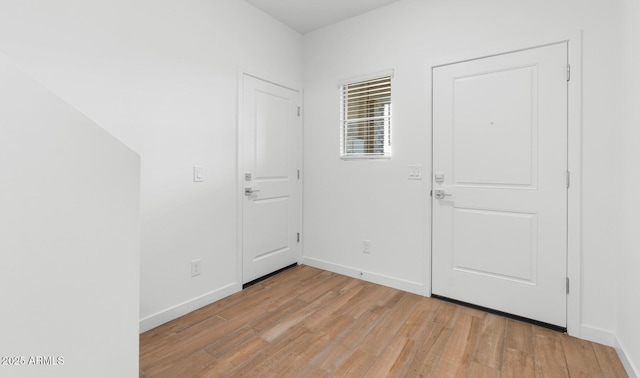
[140,283,241,333]
[302,257,423,296]
[580,324,616,347]
[615,337,639,378]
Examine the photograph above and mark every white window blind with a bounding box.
[340,75,392,158]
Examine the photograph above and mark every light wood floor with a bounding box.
[140,265,627,377]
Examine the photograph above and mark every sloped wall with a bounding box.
[0,0,303,331]
[0,54,140,377]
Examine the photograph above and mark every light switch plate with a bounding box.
[194,165,204,182]
[408,165,422,180]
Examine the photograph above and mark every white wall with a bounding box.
[0,0,303,331]
[303,0,620,343]
[0,54,140,377]
[616,0,640,374]
[1,0,635,372]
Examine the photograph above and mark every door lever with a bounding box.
[434,189,452,200]
[245,187,260,196]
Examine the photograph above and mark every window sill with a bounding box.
[340,155,392,161]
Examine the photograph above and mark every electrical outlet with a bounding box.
[191,259,201,277]
[362,240,371,254]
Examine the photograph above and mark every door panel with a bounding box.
[252,197,290,261]
[243,75,300,284]
[255,90,291,179]
[453,208,538,284]
[453,65,538,187]
[432,43,568,327]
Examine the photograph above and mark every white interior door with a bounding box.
[432,43,568,327]
[242,74,300,284]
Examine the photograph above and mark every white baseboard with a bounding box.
[615,337,639,378]
[139,282,241,333]
[580,324,616,347]
[302,257,423,295]
[581,325,638,377]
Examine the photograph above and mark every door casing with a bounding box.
[425,31,582,337]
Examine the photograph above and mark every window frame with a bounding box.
[339,70,394,160]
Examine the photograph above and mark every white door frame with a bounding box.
[424,31,582,337]
[236,69,303,288]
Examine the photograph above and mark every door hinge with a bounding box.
[297,106,301,116]
[566,277,570,294]
[297,232,300,243]
[567,64,571,82]
[430,190,433,198]
[566,171,571,188]
[297,169,300,180]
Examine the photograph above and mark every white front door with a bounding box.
[242,74,301,284]
[432,43,568,327]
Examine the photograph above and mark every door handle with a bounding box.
[245,187,260,196]
[434,189,452,200]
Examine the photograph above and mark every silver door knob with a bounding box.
[434,189,452,200]
[245,187,260,196]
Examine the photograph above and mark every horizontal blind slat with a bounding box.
[340,75,392,158]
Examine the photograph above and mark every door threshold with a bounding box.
[431,294,567,333]
[242,263,299,289]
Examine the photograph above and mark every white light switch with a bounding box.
[194,165,204,182]
[408,165,422,180]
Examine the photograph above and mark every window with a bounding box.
[340,74,392,158]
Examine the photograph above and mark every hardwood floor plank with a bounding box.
[203,326,257,358]
[230,326,312,377]
[139,265,628,378]
[562,334,603,377]
[282,315,355,370]
[288,364,330,378]
[505,319,534,354]
[260,291,336,342]
[386,338,417,377]
[430,311,477,377]
[404,324,452,376]
[216,269,327,322]
[140,315,226,370]
[144,349,215,378]
[359,293,421,356]
[467,361,501,378]
[533,327,569,378]
[301,282,367,330]
[296,272,350,303]
[266,331,333,376]
[377,289,405,309]
[139,325,176,356]
[310,306,389,372]
[592,342,629,378]
[280,265,327,283]
[432,300,460,329]
[472,313,506,370]
[249,298,308,333]
[502,348,535,378]
[362,334,410,377]
[396,298,441,340]
[338,283,393,319]
[332,349,377,377]
[200,335,270,376]
[162,286,267,334]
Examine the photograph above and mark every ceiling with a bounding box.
[245,0,403,34]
